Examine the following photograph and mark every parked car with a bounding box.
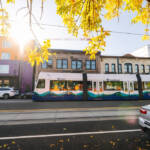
[21,92,33,99]
[0,87,18,99]
[139,105,150,134]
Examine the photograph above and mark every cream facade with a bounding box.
[100,55,150,74]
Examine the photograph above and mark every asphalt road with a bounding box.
[0,99,150,110]
[0,118,150,150]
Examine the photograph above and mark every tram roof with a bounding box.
[38,72,150,82]
[38,72,83,81]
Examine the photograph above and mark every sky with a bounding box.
[7,0,150,56]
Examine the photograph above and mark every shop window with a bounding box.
[143,82,150,90]
[37,79,45,88]
[4,80,9,87]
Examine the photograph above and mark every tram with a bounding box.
[32,72,150,101]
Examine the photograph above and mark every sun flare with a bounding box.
[9,19,33,54]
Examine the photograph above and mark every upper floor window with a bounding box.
[57,59,68,69]
[135,64,139,73]
[105,63,109,73]
[86,60,96,70]
[148,65,150,74]
[111,64,116,73]
[2,40,11,48]
[118,64,122,73]
[48,59,53,66]
[72,60,82,70]
[1,52,10,60]
[141,64,145,73]
[124,63,132,73]
[41,60,47,69]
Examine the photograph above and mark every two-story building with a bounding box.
[100,54,150,74]
[35,49,101,81]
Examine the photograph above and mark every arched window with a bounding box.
[135,64,139,73]
[124,63,132,73]
[141,64,145,73]
[105,63,109,73]
[111,64,116,73]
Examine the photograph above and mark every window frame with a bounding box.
[135,64,139,73]
[56,59,68,69]
[71,60,82,70]
[86,60,96,70]
[105,63,109,73]
[111,64,116,73]
[141,64,145,73]
[124,63,133,73]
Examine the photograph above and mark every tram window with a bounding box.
[143,82,150,90]
[104,81,123,91]
[94,82,96,91]
[130,82,133,91]
[0,80,2,87]
[99,82,103,92]
[50,80,67,91]
[37,79,45,88]
[134,82,138,90]
[68,81,83,91]
[87,81,92,90]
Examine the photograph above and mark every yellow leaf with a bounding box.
[142,35,150,40]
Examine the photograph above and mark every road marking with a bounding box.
[0,106,140,113]
[0,129,141,140]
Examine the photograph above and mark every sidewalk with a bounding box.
[0,106,139,125]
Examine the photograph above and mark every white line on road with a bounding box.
[0,129,141,140]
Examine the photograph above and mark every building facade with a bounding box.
[35,49,101,81]
[100,54,150,75]
[0,36,33,92]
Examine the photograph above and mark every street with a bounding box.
[0,99,150,150]
[0,119,149,150]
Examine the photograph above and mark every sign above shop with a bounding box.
[0,65,9,74]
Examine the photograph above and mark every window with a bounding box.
[111,64,116,73]
[104,81,123,91]
[86,60,96,70]
[105,63,109,73]
[124,63,132,73]
[135,64,139,73]
[148,65,150,74]
[2,40,11,48]
[0,80,2,87]
[141,64,145,73]
[48,59,53,66]
[37,79,45,88]
[71,60,82,70]
[118,64,122,73]
[57,59,68,69]
[50,80,83,91]
[41,60,47,69]
[1,52,10,60]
